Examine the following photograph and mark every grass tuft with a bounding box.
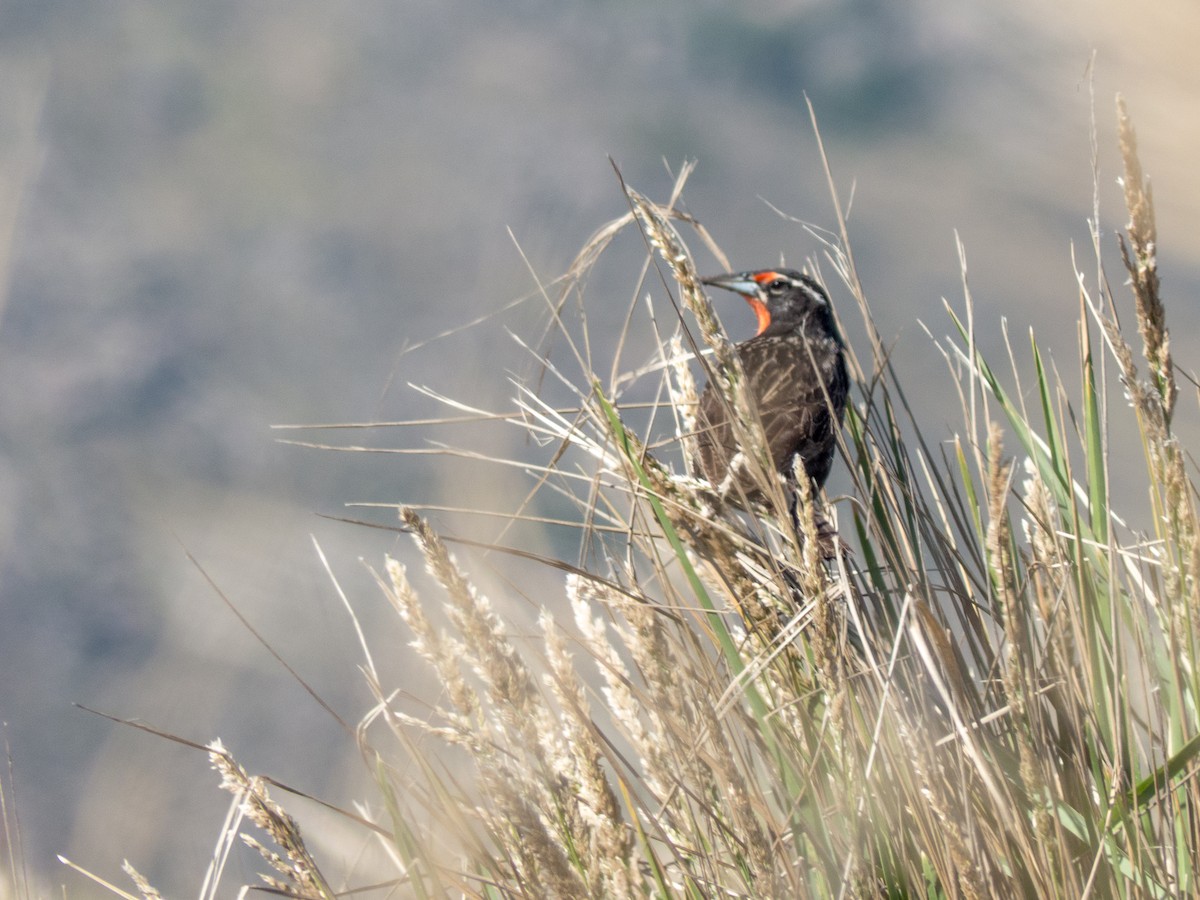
[80,102,1200,899]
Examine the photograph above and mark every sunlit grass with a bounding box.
[71,99,1200,899]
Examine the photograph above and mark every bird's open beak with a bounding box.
[702,272,773,335]
[701,272,760,297]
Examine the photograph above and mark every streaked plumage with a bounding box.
[694,268,848,501]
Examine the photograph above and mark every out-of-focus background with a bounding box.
[3,0,1199,893]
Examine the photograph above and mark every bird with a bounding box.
[693,268,849,506]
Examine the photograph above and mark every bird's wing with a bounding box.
[694,337,848,488]
[742,338,847,481]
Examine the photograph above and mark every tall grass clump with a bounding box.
[93,102,1200,898]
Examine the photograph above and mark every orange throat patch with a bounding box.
[745,296,771,335]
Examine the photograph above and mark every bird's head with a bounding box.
[701,268,833,339]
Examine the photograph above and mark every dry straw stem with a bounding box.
[571,578,795,896]
[207,739,334,899]
[398,508,592,892]
[379,168,966,893]
[97,104,1200,899]
[393,506,682,896]
[540,612,637,896]
[625,173,790,513]
[1117,95,1175,424]
[1111,97,1200,658]
[400,508,543,741]
[382,555,480,726]
[120,862,164,900]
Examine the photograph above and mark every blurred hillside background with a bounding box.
[3,0,1200,893]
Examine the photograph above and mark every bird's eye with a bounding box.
[767,279,789,293]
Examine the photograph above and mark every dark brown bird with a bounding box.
[694,268,849,503]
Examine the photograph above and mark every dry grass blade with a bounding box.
[1117,94,1175,425]
[330,135,1198,895]
[207,740,335,899]
[88,107,1200,900]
